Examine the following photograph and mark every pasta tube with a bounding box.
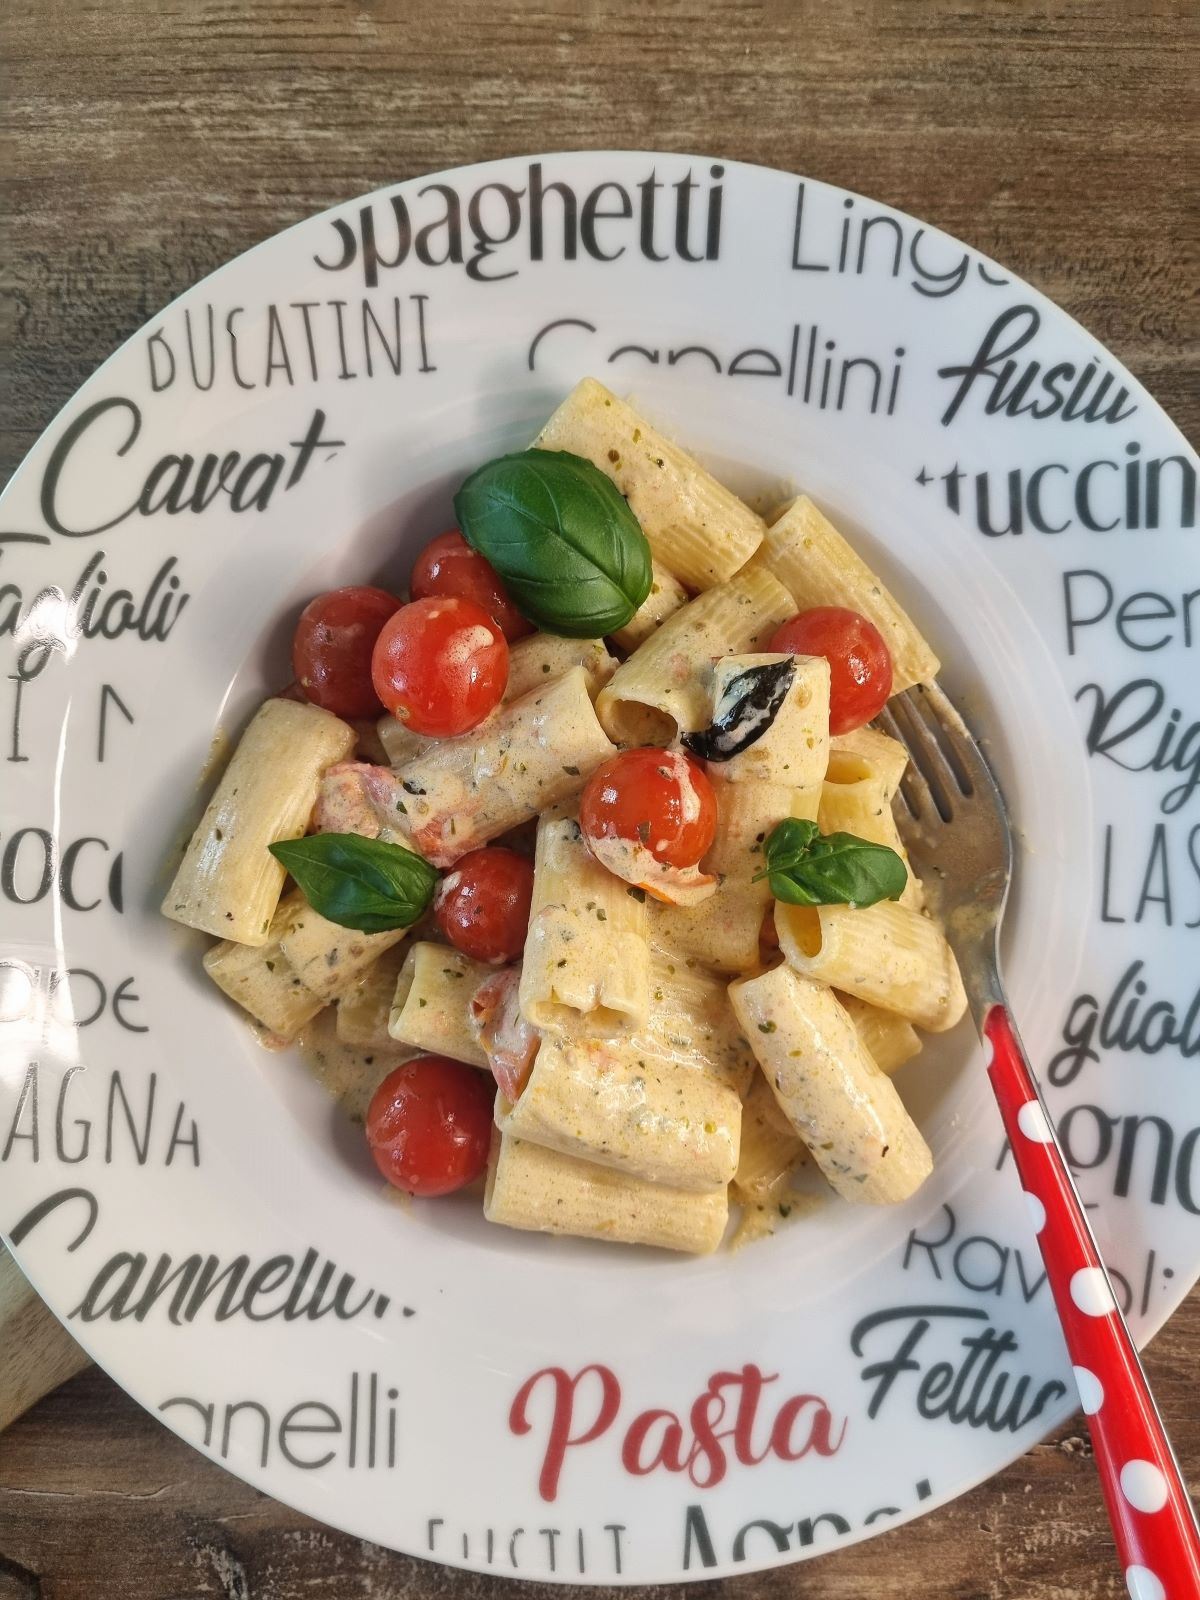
[278,902,409,1004]
[202,891,324,1039]
[761,497,939,693]
[377,635,616,766]
[837,993,923,1075]
[497,1033,741,1192]
[732,1071,809,1213]
[819,749,922,909]
[388,942,492,1068]
[776,901,967,1033]
[533,377,763,588]
[729,965,932,1204]
[485,1131,729,1255]
[393,667,614,867]
[830,723,910,794]
[336,944,414,1050]
[163,699,355,945]
[519,809,650,1034]
[596,565,795,747]
[609,559,689,652]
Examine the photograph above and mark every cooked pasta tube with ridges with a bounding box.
[519,810,650,1034]
[610,560,689,653]
[761,497,939,693]
[377,636,616,765]
[729,965,932,1203]
[648,776,799,974]
[595,565,795,747]
[776,901,967,1033]
[392,667,615,867]
[831,724,910,794]
[713,652,831,793]
[837,993,923,1075]
[336,944,413,1049]
[819,751,923,910]
[532,377,764,589]
[163,699,355,945]
[733,1071,809,1208]
[643,956,757,1094]
[387,942,491,1068]
[203,891,324,1039]
[485,1131,729,1254]
[277,900,409,1004]
[497,1030,741,1191]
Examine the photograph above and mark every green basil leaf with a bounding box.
[453,449,653,637]
[269,834,438,933]
[754,817,908,909]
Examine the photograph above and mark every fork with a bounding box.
[878,682,1200,1600]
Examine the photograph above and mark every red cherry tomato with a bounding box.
[371,595,508,737]
[410,529,534,643]
[580,748,717,871]
[434,847,534,964]
[292,586,402,718]
[768,606,893,735]
[365,1056,494,1197]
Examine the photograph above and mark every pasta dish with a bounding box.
[162,378,966,1253]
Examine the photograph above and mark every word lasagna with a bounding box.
[164,377,966,1254]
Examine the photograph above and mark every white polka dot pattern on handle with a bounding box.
[1023,1191,1046,1233]
[1016,1099,1053,1144]
[1120,1460,1170,1514]
[1125,1565,1165,1600]
[1070,1266,1118,1317]
[1072,1365,1104,1416]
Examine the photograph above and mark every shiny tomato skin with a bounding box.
[410,529,534,642]
[371,595,508,737]
[365,1056,494,1197]
[292,586,402,718]
[579,748,717,871]
[434,847,535,964]
[768,606,893,735]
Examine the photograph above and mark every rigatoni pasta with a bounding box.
[164,699,355,945]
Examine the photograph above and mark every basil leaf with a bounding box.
[453,449,653,637]
[682,659,796,762]
[269,834,438,933]
[754,817,908,909]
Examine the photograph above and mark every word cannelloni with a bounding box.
[163,376,967,1253]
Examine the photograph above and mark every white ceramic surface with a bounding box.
[1,153,1196,1584]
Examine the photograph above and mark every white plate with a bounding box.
[1,154,1197,1585]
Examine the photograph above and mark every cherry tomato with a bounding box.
[410,529,534,642]
[580,748,717,871]
[365,1055,494,1197]
[371,595,508,737]
[768,606,893,735]
[434,847,534,964]
[292,586,402,718]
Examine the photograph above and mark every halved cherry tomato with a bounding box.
[365,1056,494,1197]
[768,606,893,735]
[371,595,508,737]
[434,847,534,964]
[292,585,402,718]
[580,748,717,871]
[410,529,534,642]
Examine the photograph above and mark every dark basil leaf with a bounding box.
[269,833,438,933]
[453,449,653,638]
[682,659,796,762]
[754,817,907,909]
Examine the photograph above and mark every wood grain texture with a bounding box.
[0,0,1196,1593]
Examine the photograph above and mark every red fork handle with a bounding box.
[984,1005,1200,1598]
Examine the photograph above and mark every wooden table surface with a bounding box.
[2,1,1196,1595]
